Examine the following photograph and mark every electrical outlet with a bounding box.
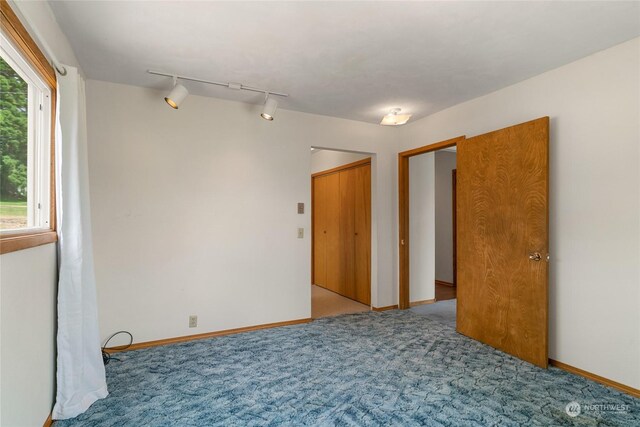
[189,315,198,328]
[298,228,304,238]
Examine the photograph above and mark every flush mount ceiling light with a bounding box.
[164,76,189,109]
[149,70,288,120]
[261,93,278,121]
[380,108,412,126]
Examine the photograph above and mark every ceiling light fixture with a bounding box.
[261,93,278,121]
[380,108,412,126]
[149,70,288,118]
[164,76,189,109]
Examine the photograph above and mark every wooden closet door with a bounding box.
[324,172,341,294]
[354,164,371,305]
[339,168,356,300]
[312,175,327,287]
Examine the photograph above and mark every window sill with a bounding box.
[0,230,57,255]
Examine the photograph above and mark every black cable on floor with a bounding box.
[102,331,133,365]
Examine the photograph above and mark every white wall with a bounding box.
[311,149,371,174]
[0,2,79,426]
[85,80,398,344]
[8,0,81,71]
[409,153,435,303]
[400,38,640,389]
[434,151,456,283]
[0,244,57,427]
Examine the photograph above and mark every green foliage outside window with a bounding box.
[0,55,28,201]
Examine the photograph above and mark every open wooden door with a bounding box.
[457,117,549,368]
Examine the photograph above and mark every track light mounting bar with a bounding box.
[147,70,289,97]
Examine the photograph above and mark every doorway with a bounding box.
[311,149,372,318]
[434,151,457,302]
[401,142,460,326]
[398,136,464,310]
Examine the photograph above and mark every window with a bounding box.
[0,2,56,254]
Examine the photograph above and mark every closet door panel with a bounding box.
[325,172,342,294]
[354,164,371,305]
[339,168,357,300]
[312,175,327,287]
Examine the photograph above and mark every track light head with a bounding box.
[165,82,188,109]
[261,95,278,121]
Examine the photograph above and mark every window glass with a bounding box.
[0,33,51,232]
[0,55,28,229]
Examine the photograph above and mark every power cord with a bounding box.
[102,331,133,365]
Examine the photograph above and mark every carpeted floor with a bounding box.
[55,310,638,426]
[411,299,457,327]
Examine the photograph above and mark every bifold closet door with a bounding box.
[312,161,371,305]
[313,172,341,293]
[339,168,357,300]
[312,175,327,287]
[324,172,341,293]
[354,164,371,305]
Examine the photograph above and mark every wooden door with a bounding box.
[312,175,327,287]
[457,117,549,368]
[311,159,371,305]
[354,164,371,305]
[339,168,357,300]
[324,172,341,294]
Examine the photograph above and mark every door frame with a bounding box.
[398,136,465,309]
[311,157,372,304]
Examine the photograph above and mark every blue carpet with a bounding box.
[56,310,638,426]
[411,299,457,327]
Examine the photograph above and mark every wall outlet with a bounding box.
[189,315,198,328]
[298,228,304,238]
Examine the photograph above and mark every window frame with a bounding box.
[0,0,57,254]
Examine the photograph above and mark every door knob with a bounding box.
[529,252,542,261]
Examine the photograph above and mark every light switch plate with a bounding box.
[297,203,304,214]
[297,228,304,238]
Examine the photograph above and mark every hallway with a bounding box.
[311,285,370,319]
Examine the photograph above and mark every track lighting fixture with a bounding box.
[380,108,412,126]
[261,94,278,121]
[149,70,288,119]
[164,76,189,109]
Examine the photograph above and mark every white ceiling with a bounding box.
[50,1,640,124]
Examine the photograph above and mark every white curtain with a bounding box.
[52,65,108,420]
